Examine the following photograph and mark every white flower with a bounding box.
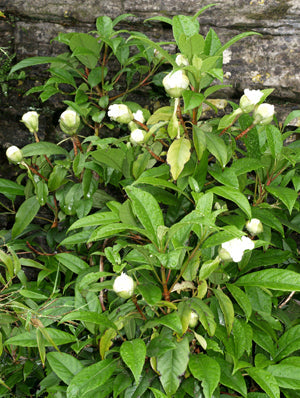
[133,110,145,124]
[246,218,263,235]
[220,236,255,263]
[59,109,80,135]
[189,311,199,328]
[21,111,39,133]
[6,146,23,163]
[253,103,275,125]
[107,104,133,124]
[130,129,145,144]
[239,89,263,113]
[163,70,189,98]
[113,273,135,299]
[175,54,189,67]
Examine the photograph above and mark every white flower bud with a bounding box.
[163,70,189,98]
[59,109,80,135]
[220,236,255,263]
[6,146,23,163]
[246,218,263,235]
[107,104,133,124]
[175,54,189,67]
[189,310,199,328]
[113,273,135,299]
[21,111,39,133]
[253,103,275,125]
[130,129,145,144]
[133,109,145,124]
[239,89,263,113]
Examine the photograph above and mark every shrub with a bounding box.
[1,5,300,397]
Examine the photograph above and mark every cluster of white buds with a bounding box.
[162,70,189,98]
[219,236,255,263]
[22,111,39,134]
[59,109,81,135]
[6,146,23,164]
[107,104,133,124]
[113,272,135,299]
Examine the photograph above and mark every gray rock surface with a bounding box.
[0,0,299,156]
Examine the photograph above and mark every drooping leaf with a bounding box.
[266,185,298,214]
[226,284,252,321]
[213,288,234,335]
[247,367,280,398]
[47,352,84,385]
[5,328,76,347]
[274,325,300,361]
[22,142,68,157]
[167,137,191,180]
[189,355,220,398]
[157,336,189,396]
[55,253,89,274]
[11,196,40,238]
[235,269,300,291]
[0,178,24,197]
[120,339,146,384]
[267,357,300,390]
[66,358,116,398]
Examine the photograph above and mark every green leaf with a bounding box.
[70,33,101,69]
[138,283,162,305]
[48,165,68,191]
[19,290,48,300]
[183,90,204,112]
[199,258,220,280]
[12,196,40,238]
[205,131,228,167]
[22,142,68,157]
[157,336,189,396]
[267,357,300,390]
[172,15,199,45]
[209,186,252,219]
[230,157,263,176]
[113,372,132,398]
[251,208,284,236]
[214,357,247,397]
[193,126,206,161]
[142,313,183,335]
[120,339,146,384]
[265,125,283,158]
[55,253,89,273]
[283,110,300,130]
[0,179,24,197]
[47,352,83,385]
[5,328,76,347]
[266,185,298,214]
[235,269,300,291]
[189,355,220,398]
[213,288,234,335]
[60,311,116,329]
[148,388,168,398]
[9,56,70,75]
[178,34,205,58]
[215,31,262,56]
[69,211,120,231]
[167,137,191,180]
[247,367,280,398]
[96,16,113,37]
[67,358,116,398]
[226,284,252,321]
[92,148,125,172]
[126,186,164,246]
[274,325,300,361]
[147,336,177,358]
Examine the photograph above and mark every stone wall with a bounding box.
[0,0,299,164]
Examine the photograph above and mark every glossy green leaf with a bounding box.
[47,352,83,385]
[214,357,247,397]
[5,328,76,347]
[167,137,191,180]
[247,367,280,398]
[183,90,204,112]
[265,125,283,158]
[209,185,252,219]
[226,284,252,321]
[148,388,168,398]
[193,126,207,161]
[120,339,146,384]
[138,283,162,305]
[66,358,116,398]
[92,148,125,172]
[199,257,220,280]
[267,357,300,390]
[113,372,132,398]
[11,196,40,238]
[205,130,228,167]
[157,336,189,396]
[126,186,164,246]
[10,56,71,75]
[189,355,220,398]
[0,178,24,197]
[214,288,234,335]
[55,253,89,273]
[172,15,199,44]
[190,297,216,336]
[147,336,177,358]
[22,142,68,157]
[142,312,183,335]
[266,185,298,214]
[274,325,300,361]
[235,269,300,291]
[68,211,120,231]
[59,311,116,329]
